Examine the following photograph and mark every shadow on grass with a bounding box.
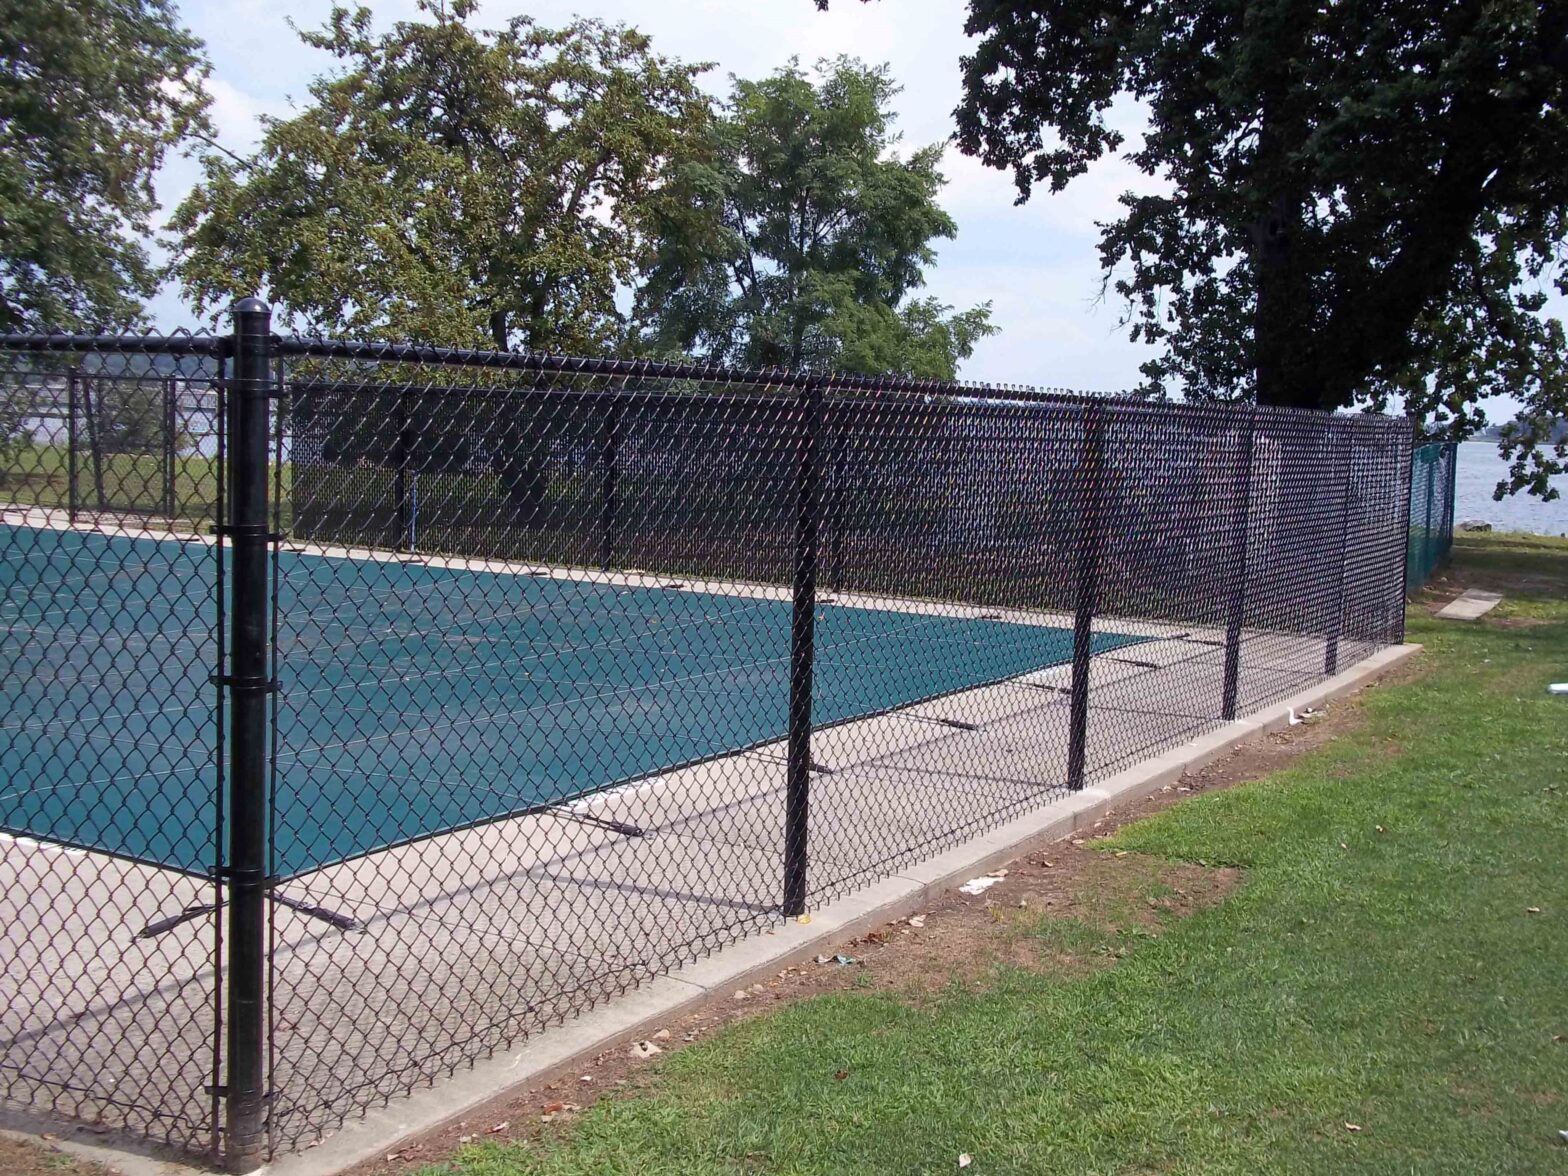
[1437,532,1568,597]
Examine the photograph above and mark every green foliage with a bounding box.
[170,0,709,352]
[952,0,1568,496]
[0,0,210,330]
[635,58,995,379]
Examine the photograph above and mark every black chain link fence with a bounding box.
[0,308,1411,1168]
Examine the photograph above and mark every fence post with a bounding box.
[1066,400,1107,793]
[1422,447,1437,579]
[394,393,410,552]
[600,395,620,571]
[224,297,272,1172]
[782,375,823,917]
[1441,442,1458,565]
[1324,425,1354,677]
[1221,409,1257,721]
[164,378,178,519]
[66,370,79,523]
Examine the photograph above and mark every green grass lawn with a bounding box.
[420,532,1568,1176]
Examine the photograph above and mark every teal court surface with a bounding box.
[0,521,1147,878]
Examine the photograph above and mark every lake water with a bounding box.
[1452,441,1568,536]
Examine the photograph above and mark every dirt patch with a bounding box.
[342,680,1398,1176]
[0,1134,117,1176]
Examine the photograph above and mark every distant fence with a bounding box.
[0,305,1412,1169]
[1407,441,1458,590]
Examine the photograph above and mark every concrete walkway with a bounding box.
[1435,589,1503,620]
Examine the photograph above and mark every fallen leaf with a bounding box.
[487,1122,509,1134]
[907,914,926,928]
[1344,1123,1362,1133]
[834,1070,848,1081]
[959,1155,973,1169]
[630,1040,663,1059]
[652,1028,672,1041]
[542,1102,565,1114]
[1526,907,1542,914]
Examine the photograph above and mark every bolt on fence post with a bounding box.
[1066,399,1107,793]
[782,375,823,917]
[600,395,620,572]
[66,370,79,523]
[1324,423,1355,677]
[224,297,273,1173]
[1221,408,1258,721]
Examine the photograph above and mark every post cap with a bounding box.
[230,296,271,318]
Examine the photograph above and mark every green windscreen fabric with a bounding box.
[0,524,1145,876]
[1407,442,1457,591]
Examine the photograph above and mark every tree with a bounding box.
[945,0,1568,497]
[170,0,709,354]
[0,0,210,331]
[634,58,994,379]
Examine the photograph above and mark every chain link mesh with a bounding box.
[1407,440,1458,590]
[0,337,228,1153]
[0,331,1413,1162]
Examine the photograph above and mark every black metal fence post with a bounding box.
[224,297,273,1172]
[1221,409,1258,721]
[66,370,79,523]
[1324,425,1355,676]
[394,393,410,553]
[1066,400,1107,792]
[600,395,620,572]
[163,377,178,519]
[782,375,823,917]
[1422,448,1437,574]
[1441,441,1458,564]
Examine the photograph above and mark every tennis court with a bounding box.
[0,521,1146,878]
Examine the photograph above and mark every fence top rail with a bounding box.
[0,329,1411,437]
[274,336,1089,406]
[0,331,224,356]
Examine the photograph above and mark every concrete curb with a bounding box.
[20,643,1421,1176]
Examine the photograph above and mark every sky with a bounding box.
[147,0,1165,393]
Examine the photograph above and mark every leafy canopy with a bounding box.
[951,0,1568,497]
[635,58,994,379]
[170,0,709,352]
[0,0,210,330]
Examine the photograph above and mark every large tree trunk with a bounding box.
[1249,7,1321,412]
[1252,196,1319,409]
